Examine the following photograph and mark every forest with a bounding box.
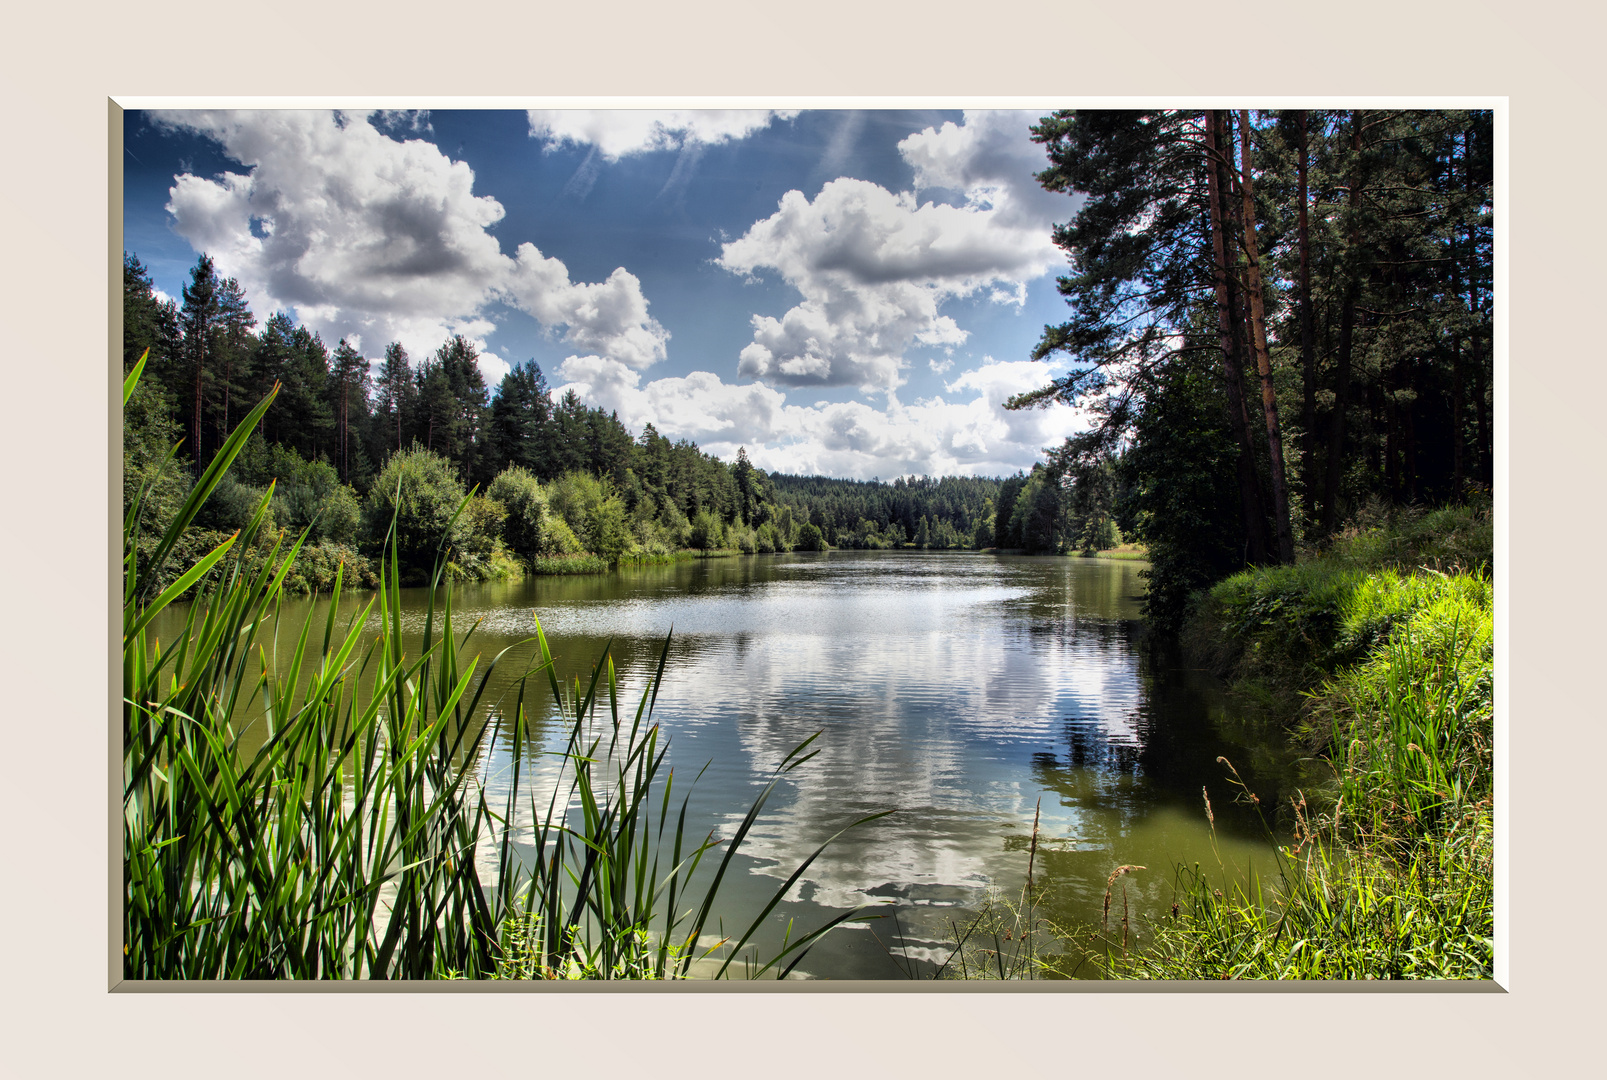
[1013,109,1492,630]
[124,253,1023,588]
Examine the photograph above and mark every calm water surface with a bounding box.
[161,551,1304,979]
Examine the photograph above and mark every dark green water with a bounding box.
[155,550,1304,979]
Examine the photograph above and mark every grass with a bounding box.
[528,552,612,576]
[122,362,885,980]
[1183,501,1492,707]
[1079,542,1149,561]
[1105,547,1495,981]
[938,506,1495,982]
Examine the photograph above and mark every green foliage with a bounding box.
[1101,531,1496,982]
[446,494,520,581]
[487,466,549,562]
[795,522,826,552]
[768,473,1000,551]
[1322,584,1493,838]
[234,436,361,544]
[361,445,470,583]
[123,368,189,564]
[542,515,585,556]
[1187,502,1493,694]
[122,360,884,980]
[1124,358,1248,635]
[688,510,723,553]
[1108,814,1492,980]
[530,552,609,575]
[1009,468,1066,554]
[993,473,1026,549]
[1109,586,1494,980]
[586,493,632,567]
[1081,516,1122,553]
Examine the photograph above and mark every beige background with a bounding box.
[4,2,1599,1074]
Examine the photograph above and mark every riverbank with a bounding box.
[1078,542,1148,561]
[1104,502,1494,979]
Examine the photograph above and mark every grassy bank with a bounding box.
[939,504,1494,981]
[1106,503,1494,979]
[1078,542,1148,561]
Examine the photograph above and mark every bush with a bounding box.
[194,472,277,535]
[587,495,632,567]
[362,446,470,582]
[795,522,826,551]
[488,466,549,563]
[235,436,361,544]
[542,515,585,555]
[689,510,723,553]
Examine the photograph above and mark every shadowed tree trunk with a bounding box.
[1237,110,1295,563]
[1295,110,1318,521]
[1322,111,1365,533]
[1206,110,1272,563]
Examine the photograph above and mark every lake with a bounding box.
[156,549,1303,980]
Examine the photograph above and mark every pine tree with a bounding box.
[328,339,370,484]
[177,255,222,471]
[123,253,179,375]
[487,360,551,474]
[372,342,417,458]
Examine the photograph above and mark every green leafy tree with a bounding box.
[688,510,723,553]
[487,466,550,563]
[361,446,470,582]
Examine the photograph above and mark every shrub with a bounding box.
[542,515,585,555]
[487,466,549,563]
[795,522,826,551]
[688,510,723,553]
[194,472,276,535]
[587,495,632,567]
[361,446,470,582]
[235,436,361,544]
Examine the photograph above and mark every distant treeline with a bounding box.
[124,252,1098,588]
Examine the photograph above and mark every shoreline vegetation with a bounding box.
[943,502,1494,980]
[125,248,1127,600]
[929,107,1495,981]
[122,358,887,980]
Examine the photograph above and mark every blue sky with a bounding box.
[123,107,1089,479]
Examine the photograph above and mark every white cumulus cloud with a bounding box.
[155,109,667,371]
[718,112,1065,392]
[554,354,1084,479]
[527,109,799,160]
[506,246,668,369]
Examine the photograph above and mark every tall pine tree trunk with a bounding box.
[1237,111,1295,563]
[192,356,205,477]
[1295,110,1318,519]
[1322,111,1364,533]
[1206,110,1272,564]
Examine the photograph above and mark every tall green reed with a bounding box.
[122,362,884,979]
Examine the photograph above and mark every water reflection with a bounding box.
[153,551,1302,979]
